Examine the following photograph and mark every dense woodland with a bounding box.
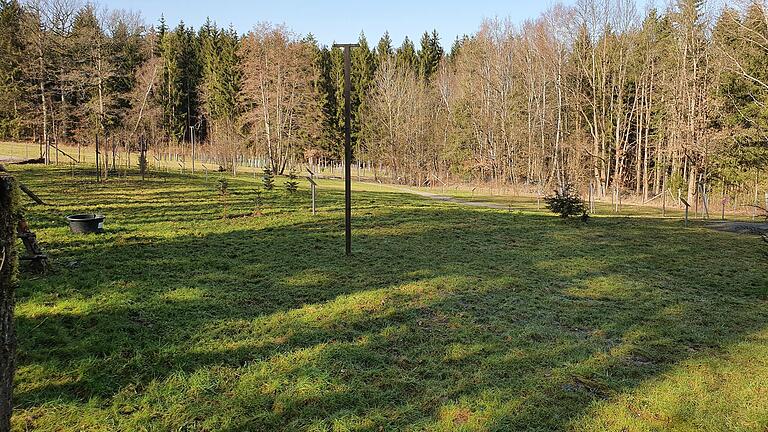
[1,0,768,203]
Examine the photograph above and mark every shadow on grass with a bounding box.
[10,168,768,430]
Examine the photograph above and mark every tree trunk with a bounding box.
[0,173,19,432]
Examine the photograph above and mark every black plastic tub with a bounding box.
[66,214,105,234]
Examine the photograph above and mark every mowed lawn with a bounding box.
[6,165,768,431]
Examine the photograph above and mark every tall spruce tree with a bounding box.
[418,30,443,80]
[396,36,417,72]
[0,0,24,138]
[199,19,240,143]
[158,21,201,143]
[713,4,768,181]
[305,35,340,159]
[376,31,393,62]
[106,12,146,136]
[350,32,375,155]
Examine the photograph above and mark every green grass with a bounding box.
[404,185,738,220]
[6,164,768,431]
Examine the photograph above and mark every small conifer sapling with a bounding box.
[285,169,298,193]
[262,168,275,190]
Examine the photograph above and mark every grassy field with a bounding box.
[4,164,768,431]
[405,184,768,221]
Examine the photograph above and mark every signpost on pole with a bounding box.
[333,43,358,256]
[681,198,690,227]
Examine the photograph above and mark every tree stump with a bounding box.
[0,173,19,431]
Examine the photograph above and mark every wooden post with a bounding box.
[95,133,100,182]
[699,183,709,219]
[0,173,19,432]
[753,170,758,220]
[191,125,196,175]
[721,179,726,220]
[722,196,727,221]
[307,167,317,215]
[536,186,541,209]
[681,198,690,227]
[140,137,147,181]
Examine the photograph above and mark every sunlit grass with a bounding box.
[5,164,768,431]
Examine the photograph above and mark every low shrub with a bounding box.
[545,184,588,220]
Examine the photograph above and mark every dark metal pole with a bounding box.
[343,47,352,256]
[334,43,358,256]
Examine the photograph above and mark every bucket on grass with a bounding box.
[66,214,105,234]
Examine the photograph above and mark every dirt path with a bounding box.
[0,155,23,164]
[398,186,768,237]
[707,221,768,236]
[393,187,510,210]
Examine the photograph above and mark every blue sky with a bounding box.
[103,0,572,47]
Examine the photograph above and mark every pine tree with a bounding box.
[155,15,167,57]
[331,45,345,140]
[284,169,298,193]
[351,32,376,154]
[199,19,240,139]
[158,21,201,143]
[106,13,146,135]
[418,30,443,80]
[712,4,768,180]
[332,34,374,159]
[376,32,393,62]
[448,35,469,64]
[396,36,417,72]
[545,184,588,219]
[0,0,24,139]
[262,167,275,190]
[316,44,341,159]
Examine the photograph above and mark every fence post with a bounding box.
[307,167,317,215]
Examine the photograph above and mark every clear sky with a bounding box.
[102,0,573,47]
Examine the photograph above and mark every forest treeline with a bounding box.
[1,0,767,201]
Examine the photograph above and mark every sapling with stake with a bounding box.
[253,187,264,216]
[217,178,229,219]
